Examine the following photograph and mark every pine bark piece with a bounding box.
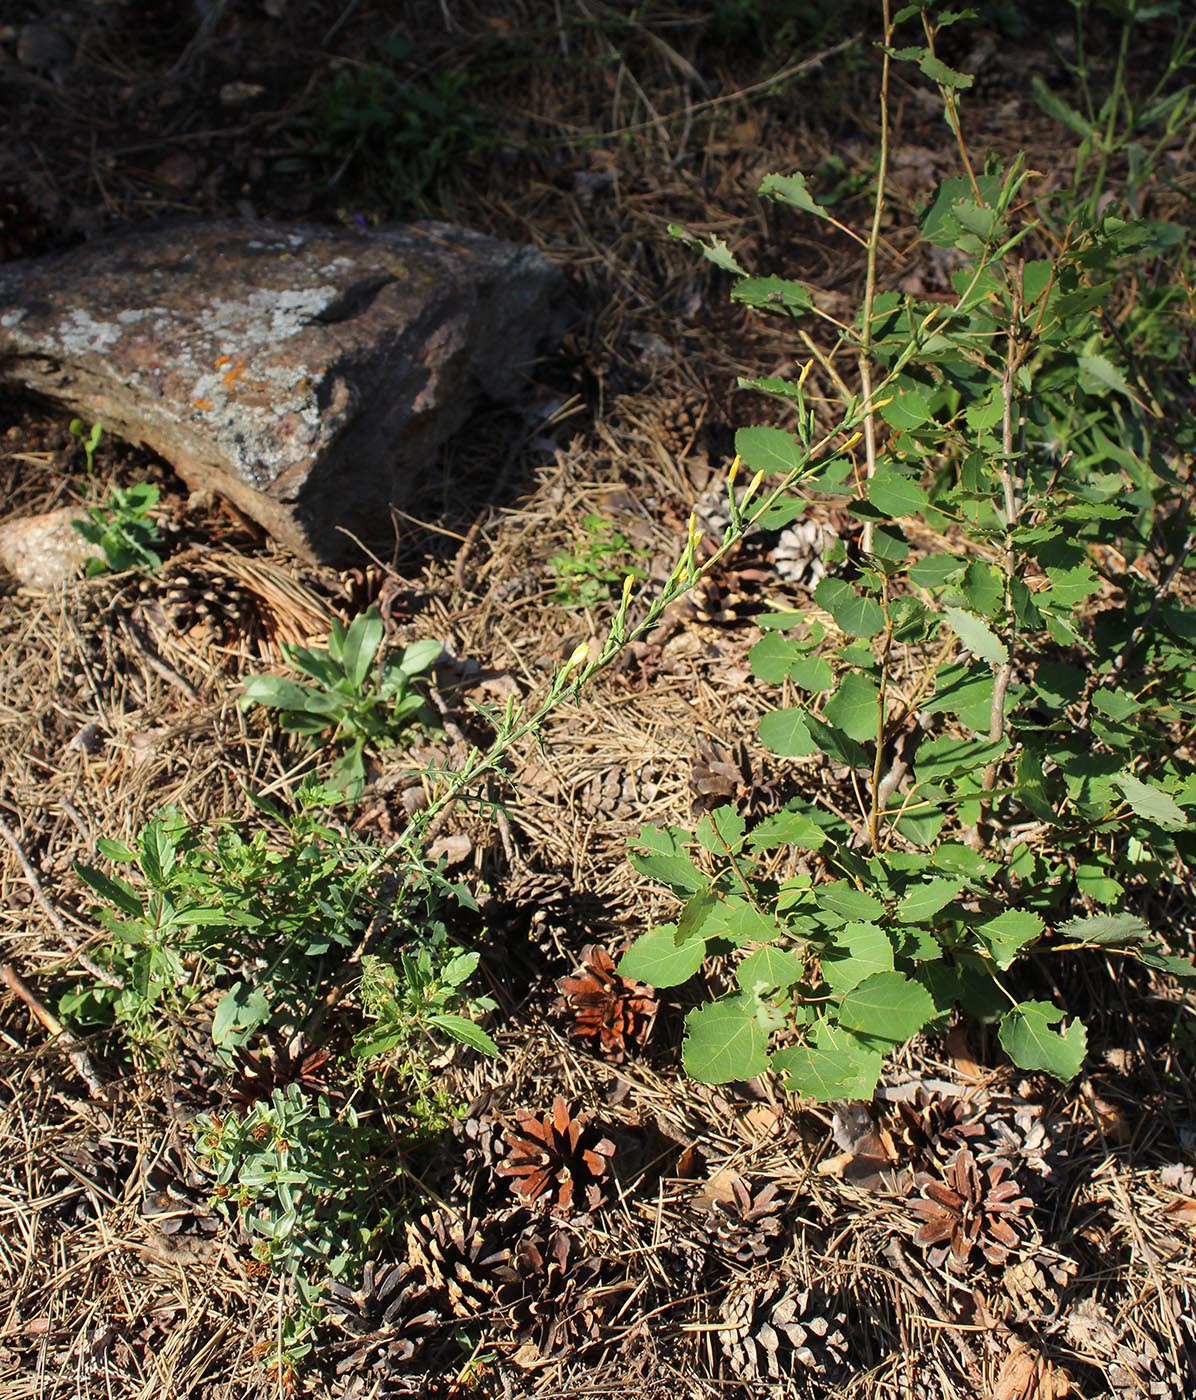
[0,220,566,561]
[555,945,657,1063]
[495,1097,616,1214]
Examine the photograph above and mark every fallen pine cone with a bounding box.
[496,1097,616,1215]
[555,945,657,1063]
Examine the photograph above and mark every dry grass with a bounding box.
[2,3,1196,1397]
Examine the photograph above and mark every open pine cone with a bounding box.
[555,945,657,1063]
[495,1098,616,1215]
[888,1087,986,1172]
[910,1148,1033,1270]
[324,1259,442,1375]
[693,1177,787,1265]
[405,1210,515,1319]
[495,1227,605,1366]
[718,1279,849,1385]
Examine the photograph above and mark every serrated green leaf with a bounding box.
[867,464,930,514]
[974,910,1044,969]
[628,827,707,896]
[75,862,143,918]
[944,607,1007,666]
[920,53,974,89]
[1056,912,1151,946]
[1079,352,1132,400]
[736,945,804,997]
[915,735,1006,784]
[821,921,894,994]
[668,224,745,275]
[759,707,818,757]
[731,276,815,315]
[772,1022,883,1102]
[676,890,721,944]
[1113,773,1188,830]
[734,425,807,477]
[695,804,747,855]
[823,672,881,743]
[1032,77,1094,137]
[749,632,804,684]
[836,972,937,1043]
[758,170,831,218]
[896,879,962,924]
[618,924,706,988]
[998,1001,1087,1081]
[817,883,885,923]
[746,808,828,853]
[682,998,770,1084]
[804,713,870,769]
[815,578,885,639]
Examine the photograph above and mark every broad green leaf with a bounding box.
[1042,565,1100,609]
[696,804,747,855]
[974,910,1044,969]
[736,944,804,997]
[961,562,1003,619]
[1056,912,1151,946]
[909,554,966,589]
[836,972,937,1043]
[867,465,929,514]
[1079,353,1132,400]
[804,714,870,769]
[944,607,1007,666]
[773,1022,883,1103]
[735,425,807,477]
[998,1001,1087,1081]
[1113,773,1188,831]
[627,826,707,895]
[824,672,881,743]
[920,53,974,89]
[759,708,818,757]
[1034,662,1085,706]
[817,884,885,923]
[618,923,705,987]
[96,838,138,863]
[240,675,341,716]
[915,735,1006,784]
[896,879,962,924]
[758,170,832,219]
[1135,942,1196,981]
[731,276,815,315]
[747,808,828,853]
[821,921,894,994]
[682,997,770,1084]
[211,981,272,1048]
[342,609,384,691]
[749,632,803,683]
[789,657,834,691]
[397,638,442,676]
[427,1014,499,1057]
[815,578,885,640]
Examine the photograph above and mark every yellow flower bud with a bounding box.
[728,454,742,487]
[799,359,813,386]
[841,431,863,452]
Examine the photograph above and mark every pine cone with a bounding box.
[45,1136,138,1225]
[140,1144,219,1238]
[405,1211,514,1319]
[555,945,657,1063]
[693,1178,787,1265]
[1000,1249,1077,1325]
[771,516,828,588]
[229,1039,333,1109]
[325,1259,441,1374]
[889,1087,986,1173]
[1109,1330,1195,1399]
[910,1148,1033,1270]
[495,1227,604,1365]
[718,1280,849,1385]
[690,738,755,816]
[495,1098,616,1214]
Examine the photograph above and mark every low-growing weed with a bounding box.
[72,480,163,576]
[240,608,441,800]
[551,513,647,609]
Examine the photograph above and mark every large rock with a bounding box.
[0,220,566,560]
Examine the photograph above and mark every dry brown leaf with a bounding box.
[991,1343,1072,1400]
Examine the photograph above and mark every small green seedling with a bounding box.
[240,607,442,800]
[69,418,103,474]
[72,481,163,576]
[551,514,647,608]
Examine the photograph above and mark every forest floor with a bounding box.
[1,3,1194,1398]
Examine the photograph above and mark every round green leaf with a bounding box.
[682,998,770,1084]
[618,924,705,988]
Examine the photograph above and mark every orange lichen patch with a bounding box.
[214,353,232,368]
[221,360,248,389]
[192,398,214,410]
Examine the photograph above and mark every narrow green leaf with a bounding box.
[682,998,770,1084]
[619,924,706,988]
[342,609,384,691]
[75,863,143,918]
[676,890,720,944]
[804,714,870,769]
[998,1002,1087,1081]
[920,53,974,89]
[758,171,832,219]
[1032,77,1095,137]
[427,1014,499,1056]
